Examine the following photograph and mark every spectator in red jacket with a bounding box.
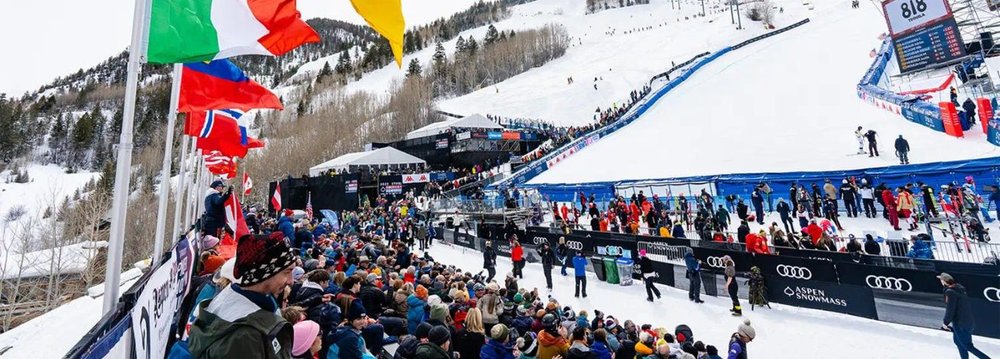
[882,188,901,231]
[746,230,770,254]
[806,220,823,246]
[511,240,525,279]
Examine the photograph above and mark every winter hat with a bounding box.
[366,273,378,284]
[291,320,320,356]
[428,295,442,307]
[234,234,295,287]
[429,304,449,322]
[737,319,756,340]
[706,345,719,356]
[202,235,221,249]
[513,292,524,304]
[429,325,451,346]
[210,180,224,188]
[516,305,528,316]
[491,324,510,342]
[639,249,647,257]
[487,282,500,292]
[292,266,305,282]
[347,299,367,321]
[542,313,557,328]
[605,319,618,330]
[415,322,434,339]
[303,259,319,272]
[415,285,429,300]
[517,333,538,356]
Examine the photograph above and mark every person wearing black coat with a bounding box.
[750,189,765,225]
[639,252,661,302]
[839,180,858,218]
[776,199,794,233]
[863,234,881,255]
[202,181,232,237]
[737,221,750,244]
[483,241,497,282]
[684,252,703,303]
[540,243,556,290]
[939,273,990,359]
[894,135,910,165]
[963,98,977,125]
[736,200,749,221]
[810,184,824,217]
[358,276,386,319]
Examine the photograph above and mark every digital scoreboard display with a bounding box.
[882,0,966,74]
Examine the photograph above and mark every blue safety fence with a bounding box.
[494,19,813,189]
[857,38,947,132]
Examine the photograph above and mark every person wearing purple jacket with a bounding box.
[726,319,755,359]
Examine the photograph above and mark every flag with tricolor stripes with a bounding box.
[242,173,253,196]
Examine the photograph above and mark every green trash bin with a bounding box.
[590,257,606,281]
[603,257,619,284]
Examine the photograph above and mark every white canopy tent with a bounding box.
[404,113,502,140]
[309,147,427,176]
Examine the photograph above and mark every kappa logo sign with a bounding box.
[865,275,913,291]
[566,241,584,251]
[776,265,812,280]
[705,256,727,268]
[984,287,1000,302]
[783,286,848,307]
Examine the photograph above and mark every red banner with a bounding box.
[977,98,993,135]
[940,102,964,138]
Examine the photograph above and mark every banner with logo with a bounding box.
[691,247,754,272]
[346,180,358,193]
[402,173,430,184]
[456,131,471,141]
[379,176,403,195]
[754,254,839,283]
[131,254,181,359]
[768,277,878,319]
[836,262,941,294]
[436,138,449,149]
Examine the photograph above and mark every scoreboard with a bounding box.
[882,0,966,74]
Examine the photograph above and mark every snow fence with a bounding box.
[495,19,814,190]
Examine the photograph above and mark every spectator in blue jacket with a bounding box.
[202,180,232,237]
[278,209,296,241]
[573,250,588,298]
[672,223,686,239]
[480,324,516,359]
[326,300,373,359]
[906,234,935,260]
[684,252,703,303]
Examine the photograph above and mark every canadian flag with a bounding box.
[242,173,253,196]
[271,183,282,212]
[225,191,251,240]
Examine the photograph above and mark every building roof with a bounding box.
[309,146,427,176]
[404,114,502,140]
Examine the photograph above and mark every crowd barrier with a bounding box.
[445,226,1000,339]
[66,231,204,359]
[856,38,949,133]
[492,19,812,189]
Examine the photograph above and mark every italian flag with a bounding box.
[147,0,319,64]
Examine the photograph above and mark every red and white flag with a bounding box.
[271,183,282,212]
[225,190,251,240]
[305,192,313,219]
[242,173,253,196]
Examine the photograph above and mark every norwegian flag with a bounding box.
[271,183,282,212]
[305,192,313,219]
[242,173,253,196]
[195,109,248,145]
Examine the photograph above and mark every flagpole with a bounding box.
[193,151,208,234]
[152,64,183,264]
[186,153,203,230]
[103,0,153,315]
[171,135,191,243]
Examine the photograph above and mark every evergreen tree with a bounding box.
[406,59,423,77]
[50,113,68,163]
[71,112,96,165]
[484,24,500,46]
[317,61,333,82]
[466,38,479,55]
[456,36,466,53]
[90,105,108,169]
[335,50,352,75]
[96,160,115,195]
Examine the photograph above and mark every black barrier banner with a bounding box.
[836,262,942,294]
[969,298,1000,338]
[691,247,754,272]
[454,232,477,249]
[948,272,1000,302]
[767,277,879,319]
[772,247,854,263]
[754,255,840,283]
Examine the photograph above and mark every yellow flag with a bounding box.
[350,0,406,67]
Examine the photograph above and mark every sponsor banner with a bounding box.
[379,176,403,195]
[78,313,133,359]
[768,277,878,319]
[772,247,853,263]
[131,252,182,359]
[836,262,941,293]
[436,138,449,149]
[969,298,1000,338]
[454,232,476,249]
[947,272,1000,303]
[502,131,521,140]
[487,132,502,140]
[402,173,430,184]
[691,247,754,272]
[429,172,453,182]
[754,254,839,283]
[346,180,358,193]
[456,131,471,141]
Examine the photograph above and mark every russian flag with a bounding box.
[178,59,283,112]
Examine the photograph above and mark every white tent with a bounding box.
[309,147,427,176]
[405,113,502,140]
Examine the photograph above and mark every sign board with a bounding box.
[131,254,181,359]
[346,180,358,193]
[882,0,953,35]
[768,278,879,319]
[882,0,965,74]
[402,173,430,184]
[435,138,449,149]
[379,181,403,195]
[456,131,471,141]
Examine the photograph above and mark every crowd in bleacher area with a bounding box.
[175,189,758,359]
[542,176,998,261]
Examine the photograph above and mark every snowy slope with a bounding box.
[427,242,1000,359]
[0,164,98,222]
[528,0,1000,185]
[438,0,817,126]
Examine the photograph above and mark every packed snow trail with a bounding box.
[424,242,1000,358]
[528,0,1000,185]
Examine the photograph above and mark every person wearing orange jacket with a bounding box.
[897,187,917,231]
[746,230,770,254]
